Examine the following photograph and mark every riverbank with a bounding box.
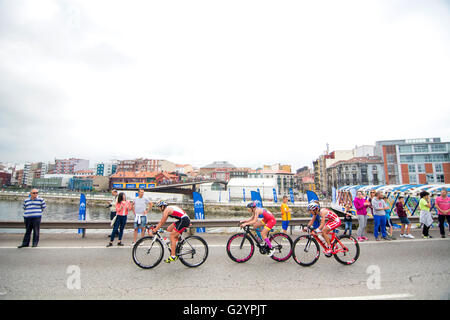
[0,192,326,218]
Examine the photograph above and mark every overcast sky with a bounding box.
[1,0,449,170]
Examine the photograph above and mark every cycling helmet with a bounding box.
[307,201,320,211]
[246,201,257,209]
[156,200,168,208]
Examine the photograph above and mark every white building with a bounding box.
[227,178,277,201]
[43,174,74,188]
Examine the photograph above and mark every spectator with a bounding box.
[343,201,354,236]
[18,188,46,248]
[367,190,376,216]
[132,189,153,244]
[107,192,132,247]
[353,191,370,241]
[107,189,119,238]
[396,196,414,238]
[383,196,395,240]
[280,196,292,234]
[419,191,433,239]
[435,188,450,238]
[372,191,390,241]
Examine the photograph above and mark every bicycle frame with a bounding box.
[147,226,198,259]
[241,226,271,252]
[303,226,349,255]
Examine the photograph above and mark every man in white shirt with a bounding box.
[132,189,153,244]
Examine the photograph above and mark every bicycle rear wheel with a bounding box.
[292,235,320,267]
[332,235,360,265]
[177,235,209,268]
[132,236,164,269]
[226,233,255,263]
[269,233,293,262]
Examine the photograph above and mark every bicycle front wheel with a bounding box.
[132,236,164,269]
[269,233,293,262]
[177,235,209,268]
[292,235,320,267]
[332,235,360,265]
[226,233,255,263]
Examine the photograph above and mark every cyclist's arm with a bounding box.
[241,210,258,227]
[316,209,327,231]
[152,207,172,232]
[307,214,317,228]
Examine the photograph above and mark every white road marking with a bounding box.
[310,293,414,300]
[0,236,447,249]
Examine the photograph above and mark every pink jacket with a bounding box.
[116,200,132,216]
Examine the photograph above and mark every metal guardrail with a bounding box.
[0,216,427,230]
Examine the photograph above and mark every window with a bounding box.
[414,144,429,153]
[386,154,396,163]
[408,164,416,173]
[435,163,443,172]
[432,154,450,162]
[431,144,446,152]
[417,164,425,173]
[372,165,378,171]
[373,174,379,184]
[399,145,412,153]
[436,174,445,183]
[426,174,435,183]
[400,155,413,163]
[409,174,417,183]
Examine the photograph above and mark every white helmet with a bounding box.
[307,201,320,211]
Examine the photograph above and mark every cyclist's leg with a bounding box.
[261,219,276,249]
[322,226,332,248]
[323,219,341,249]
[166,223,179,257]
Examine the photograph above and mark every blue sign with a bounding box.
[306,190,320,229]
[289,188,294,203]
[243,189,246,202]
[306,190,319,202]
[126,184,136,189]
[251,191,263,208]
[273,188,278,203]
[139,184,147,189]
[78,193,86,234]
[112,183,123,188]
[193,192,205,233]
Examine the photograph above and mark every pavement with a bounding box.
[0,228,449,300]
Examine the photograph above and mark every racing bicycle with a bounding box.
[132,224,209,269]
[226,225,293,263]
[292,224,360,266]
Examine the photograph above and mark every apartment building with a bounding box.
[375,138,450,184]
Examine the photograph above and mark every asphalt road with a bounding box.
[0,229,449,300]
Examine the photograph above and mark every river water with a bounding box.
[0,200,247,234]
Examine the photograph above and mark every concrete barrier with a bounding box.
[0,216,426,230]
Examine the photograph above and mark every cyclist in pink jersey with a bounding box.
[150,200,191,263]
[240,202,276,257]
[304,201,341,255]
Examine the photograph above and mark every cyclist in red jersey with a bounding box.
[304,200,341,255]
[240,202,276,256]
[149,200,191,263]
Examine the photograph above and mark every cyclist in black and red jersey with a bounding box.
[240,202,277,257]
[149,200,191,263]
[304,201,341,255]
